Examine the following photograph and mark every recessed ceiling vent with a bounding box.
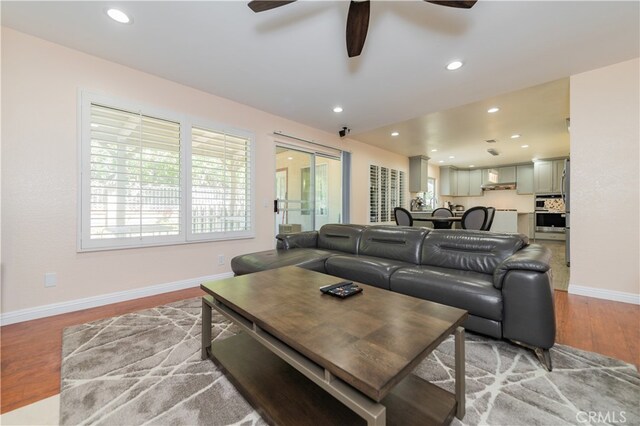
[487,148,499,156]
[485,139,497,143]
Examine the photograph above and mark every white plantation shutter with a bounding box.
[190,126,252,238]
[369,165,379,223]
[368,165,406,224]
[399,171,406,209]
[83,103,181,249]
[79,93,255,251]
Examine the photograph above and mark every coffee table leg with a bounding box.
[455,327,465,420]
[202,297,212,360]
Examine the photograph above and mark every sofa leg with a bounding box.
[510,340,553,371]
[534,347,553,371]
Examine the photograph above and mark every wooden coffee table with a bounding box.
[201,266,467,426]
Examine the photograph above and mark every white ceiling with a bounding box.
[2,1,639,163]
[356,78,570,168]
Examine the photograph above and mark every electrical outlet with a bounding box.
[218,254,225,266]
[44,272,57,288]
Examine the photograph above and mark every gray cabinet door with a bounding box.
[498,166,516,183]
[409,156,429,192]
[469,169,483,196]
[552,160,565,193]
[439,166,455,196]
[516,164,534,194]
[456,170,470,196]
[534,161,554,193]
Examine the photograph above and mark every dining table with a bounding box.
[413,216,462,224]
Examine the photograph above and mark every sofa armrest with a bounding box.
[493,244,551,289]
[501,269,556,349]
[275,231,319,249]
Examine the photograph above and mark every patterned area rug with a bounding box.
[60,298,639,425]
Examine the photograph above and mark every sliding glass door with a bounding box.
[275,146,342,234]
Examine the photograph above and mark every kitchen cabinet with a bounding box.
[517,213,535,238]
[554,160,566,193]
[481,168,497,185]
[516,164,534,194]
[409,156,429,192]
[456,170,470,196]
[481,166,515,184]
[491,210,518,233]
[534,161,554,193]
[534,159,567,193]
[440,166,458,196]
[441,167,482,197]
[469,169,483,196]
[498,166,516,183]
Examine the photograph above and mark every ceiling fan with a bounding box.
[247,0,477,57]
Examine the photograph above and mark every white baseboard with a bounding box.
[568,284,640,305]
[0,272,234,326]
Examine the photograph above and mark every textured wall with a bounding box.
[1,28,408,313]
[569,58,640,296]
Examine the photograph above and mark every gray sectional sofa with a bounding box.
[231,224,555,369]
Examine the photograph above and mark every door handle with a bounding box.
[273,199,279,213]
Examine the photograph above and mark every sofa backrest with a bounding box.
[420,230,528,275]
[359,225,430,264]
[317,224,367,254]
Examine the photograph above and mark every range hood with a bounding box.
[482,182,516,191]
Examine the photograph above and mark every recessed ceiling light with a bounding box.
[333,106,343,113]
[446,60,463,71]
[511,134,521,139]
[287,156,293,160]
[487,107,500,113]
[391,131,399,137]
[521,145,529,148]
[106,8,131,24]
[438,160,444,163]
[431,149,438,152]
[469,165,475,168]
[449,156,455,159]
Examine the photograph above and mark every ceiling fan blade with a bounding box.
[426,1,477,9]
[248,0,297,13]
[346,0,370,58]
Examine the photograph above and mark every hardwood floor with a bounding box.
[1,288,638,414]
[0,287,205,414]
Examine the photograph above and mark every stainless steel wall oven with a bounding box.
[535,212,566,233]
[535,194,566,234]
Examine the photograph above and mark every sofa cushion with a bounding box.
[231,249,338,275]
[325,255,415,290]
[390,266,503,321]
[358,225,429,264]
[317,224,367,254]
[420,230,527,275]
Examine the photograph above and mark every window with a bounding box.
[422,177,437,209]
[80,93,254,250]
[369,165,380,223]
[190,126,252,239]
[369,164,406,223]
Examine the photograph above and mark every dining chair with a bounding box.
[431,207,454,229]
[461,206,488,230]
[393,207,413,226]
[483,207,496,231]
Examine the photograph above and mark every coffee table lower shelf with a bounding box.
[206,333,458,426]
